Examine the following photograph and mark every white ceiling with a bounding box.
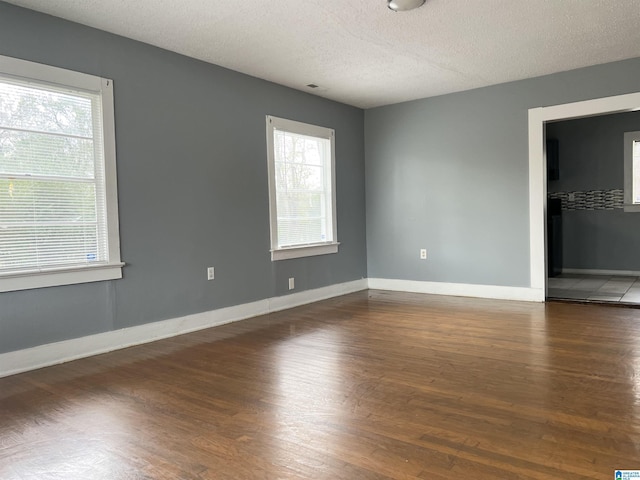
[5,0,640,108]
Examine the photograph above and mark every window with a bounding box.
[624,131,640,212]
[0,55,122,292]
[266,116,338,261]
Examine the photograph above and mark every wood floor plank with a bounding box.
[2,291,640,478]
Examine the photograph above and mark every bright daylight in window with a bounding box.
[0,55,122,292]
[624,130,640,212]
[266,116,338,261]
[632,138,640,202]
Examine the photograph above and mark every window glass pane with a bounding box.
[276,192,323,218]
[0,81,93,138]
[275,163,324,192]
[634,140,640,204]
[274,129,325,166]
[0,179,97,225]
[273,128,330,247]
[0,129,95,178]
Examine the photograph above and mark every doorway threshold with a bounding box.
[546,297,640,309]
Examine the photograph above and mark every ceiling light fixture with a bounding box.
[387,0,426,12]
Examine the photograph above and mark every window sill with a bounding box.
[271,242,339,261]
[0,263,125,293]
[624,204,640,213]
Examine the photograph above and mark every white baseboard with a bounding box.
[268,278,367,312]
[0,278,367,379]
[368,278,543,302]
[562,268,640,277]
[0,276,545,378]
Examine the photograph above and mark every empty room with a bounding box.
[2,0,640,478]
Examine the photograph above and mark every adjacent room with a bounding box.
[2,0,640,478]
[546,112,640,304]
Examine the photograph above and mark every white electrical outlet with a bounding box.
[288,277,295,290]
[207,267,215,280]
[420,249,427,260]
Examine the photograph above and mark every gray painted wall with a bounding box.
[547,112,640,271]
[5,1,640,356]
[365,57,640,287]
[0,3,367,354]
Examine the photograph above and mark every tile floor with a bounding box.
[547,274,640,303]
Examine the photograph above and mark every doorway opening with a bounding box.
[528,92,640,302]
[544,112,640,304]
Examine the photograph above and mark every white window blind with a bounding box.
[0,57,122,289]
[266,116,338,261]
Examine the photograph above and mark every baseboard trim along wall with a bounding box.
[1,277,546,378]
[562,268,640,277]
[0,278,368,379]
[368,278,543,302]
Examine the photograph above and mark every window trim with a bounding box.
[266,115,339,261]
[624,130,640,213]
[0,55,123,292]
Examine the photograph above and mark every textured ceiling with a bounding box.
[4,0,640,108]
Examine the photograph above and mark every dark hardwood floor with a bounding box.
[1,290,640,479]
